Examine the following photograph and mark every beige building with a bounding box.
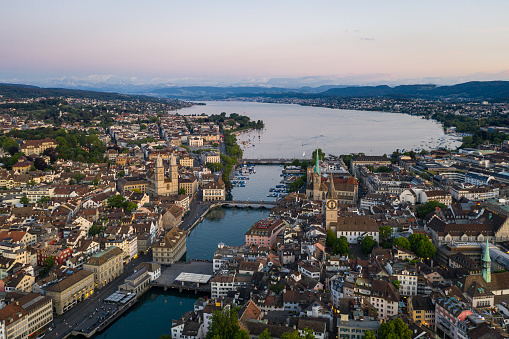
[179,155,194,168]
[179,175,198,195]
[153,227,187,265]
[21,138,58,156]
[44,270,94,315]
[83,246,124,289]
[11,293,53,338]
[0,303,28,339]
[188,136,203,147]
[200,151,221,165]
[203,179,225,201]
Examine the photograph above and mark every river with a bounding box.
[95,101,454,338]
[176,101,462,157]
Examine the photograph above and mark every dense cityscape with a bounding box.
[0,86,508,339]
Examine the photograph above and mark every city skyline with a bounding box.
[1,0,509,88]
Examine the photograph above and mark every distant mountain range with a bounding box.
[1,81,509,102]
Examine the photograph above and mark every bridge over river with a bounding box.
[240,158,311,165]
[218,200,279,208]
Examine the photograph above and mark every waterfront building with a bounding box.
[202,178,225,201]
[134,262,161,282]
[44,270,94,315]
[119,267,151,295]
[245,218,285,249]
[5,293,53,338]
[350,155,391,175]
[83,246,124,289]
[0,303,28,339]
[152,227,186,265]
[210,275,252,298]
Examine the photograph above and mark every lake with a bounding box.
[177,101,461,158]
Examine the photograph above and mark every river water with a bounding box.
[176,101,461,157]
[96,101,455,338]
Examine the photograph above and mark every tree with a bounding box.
[361,236,377,254]
[312,148,325,162]
[39,196,50,203]
[333,236,350,256]
[206,307,248,339]
[2,138,18,153]
[259,329,273,339]
[159,335,171,339]
[379,225,393,242]
[178,188,186,195]
[43,147,58,162]
[364,331,376,339]
[416,200,446,219]
[20,196,29,205]
[207,162,223,172]
[281,332,301,339]
[44,256,55,269]
[34,157,47,171]
[378,318,412,339]
[326,230,337,248]
[408,233,436,259]
[8,145,19,156]
[125,202,138,213]
[108,194,127,208]
[392,280,401,289]
[73,172,86,183]
[393,237,411,250]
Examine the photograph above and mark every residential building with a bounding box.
[152,227,187,265]
[369,279,399,320]
[83,246,124,289]
[245,218,285,249]
[408,295,435,329]
[202,179,225,201]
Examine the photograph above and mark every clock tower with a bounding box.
[325,174,337,229]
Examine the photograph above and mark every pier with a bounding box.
[151,260,213,294]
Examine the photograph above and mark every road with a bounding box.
[180,200,213,232]
[47,251,151,339]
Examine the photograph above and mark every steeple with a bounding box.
[327,173,336,199]
[156,155,163,169]
[313,147,321,176]
[482,238,491,283]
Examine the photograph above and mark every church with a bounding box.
[305,153,359,203]
[146,154,179,196]
[118,154,179,196]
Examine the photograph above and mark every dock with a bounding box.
[151,260,214,294]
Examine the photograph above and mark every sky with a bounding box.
[1,0,509,87]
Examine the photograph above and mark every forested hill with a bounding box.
[320,81,509,101]
[0,83,163,102]
[150,81,509,101]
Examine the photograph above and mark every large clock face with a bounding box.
[327,200,337,210]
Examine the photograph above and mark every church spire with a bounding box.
[313,147,321,176]
[483,238,491,283]
[327,173,336,199]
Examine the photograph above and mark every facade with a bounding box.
[369,279,399,320]
[435,296,472,339]
[350,155,391,174]
[202,179,225,201]
[152,227,187,265]
[210,275,252,298]
[408,295,435,329]
[245,219,285,249]
[21,138,57,156]
[200,151,220,164]
[119,267,151,295]
[104,236,138,262]
[0,304,28,339]
[83,246,124,289]
[387,262,419,296]
[146,155,179,196]
[179,176,198,195]
[329,216,379,244]
[11,293,53,338]
[44,270,94,315]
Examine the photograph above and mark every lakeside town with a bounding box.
[2,91,509,339]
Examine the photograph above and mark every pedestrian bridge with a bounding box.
[217,200,279,209]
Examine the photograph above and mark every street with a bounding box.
[46,251,151,339]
